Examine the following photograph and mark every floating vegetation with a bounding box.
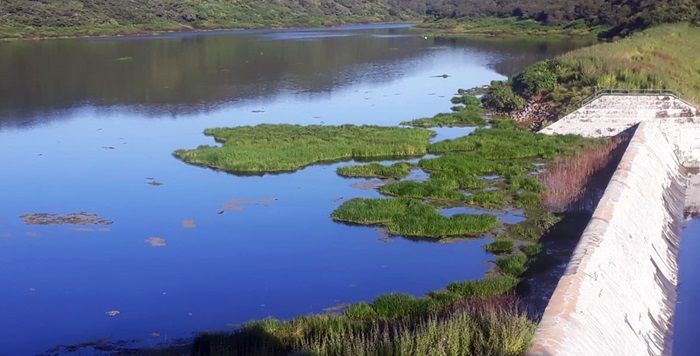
[21,212,112,225]
[331,198,497,239]
[174,124,432,174]
[145,237,167,248]
[337,162,415,179]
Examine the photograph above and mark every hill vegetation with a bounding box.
[1,0,698,39]
[0,0,425,38]
[482,23,700,121]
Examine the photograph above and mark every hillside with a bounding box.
[1,0,699,39]
[0,0,425,38]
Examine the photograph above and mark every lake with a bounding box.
[0,24,592,354]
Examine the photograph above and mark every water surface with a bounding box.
[673,216,700,355]
[0,24,592,354]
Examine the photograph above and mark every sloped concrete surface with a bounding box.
[530,123,686,356]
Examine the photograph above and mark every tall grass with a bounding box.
[174,125,432,174]
[192,296,535,356]
[539,132,631,212]
[331,198,498,238]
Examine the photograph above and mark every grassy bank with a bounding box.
[483,23,700,121]
[193,292,533,356]
[174,125,432,174]
[418,17,604,38]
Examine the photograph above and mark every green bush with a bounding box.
[481,81,526,112]
[345,302,378,320]
[513,60,561,96]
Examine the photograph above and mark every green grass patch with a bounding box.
[378,179,463,200]
[403,95,485,128]
[174,124,432,174]
[337,162,415,179]
[467,190,508,209]
[429,125,596,159]
[484,240,514,254]
[445,276,519,298]
[331,198,498,238]
[496,255,528,277]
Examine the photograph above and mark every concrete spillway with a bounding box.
[531,94,700,355]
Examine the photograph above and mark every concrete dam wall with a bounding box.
[530,122,687,356]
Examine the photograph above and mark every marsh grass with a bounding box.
[466,190,508,209]
[403,96,485,128]
[192,295,535,356]
[174,124,432,174]
[496,255,528,277]
[378,179,464,200]
[444,276,519,298]
[484,240,514,254]
[520,243,543,257]
[331,198,498,238]
[337,162,415,179]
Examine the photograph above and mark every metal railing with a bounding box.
[579,88,687,108]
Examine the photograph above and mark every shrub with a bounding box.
[481,81,526,112]
[513,60,561,96]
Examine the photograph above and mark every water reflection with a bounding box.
[0,25,592,126]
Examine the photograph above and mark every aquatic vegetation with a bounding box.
[429,126,595,159]
[484,240,514,254]
[378,179,463,200]
[496,255,528,277]
[403,96,485,128]
[20,212,112,225]
[174,125,432,174]
[337,162,415,179]
[466,190,508,209]
[331,198,498,238]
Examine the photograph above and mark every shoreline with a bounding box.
[0,21,417,42]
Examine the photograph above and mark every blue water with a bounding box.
[0,24,590,354]
[673,216,700,355]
